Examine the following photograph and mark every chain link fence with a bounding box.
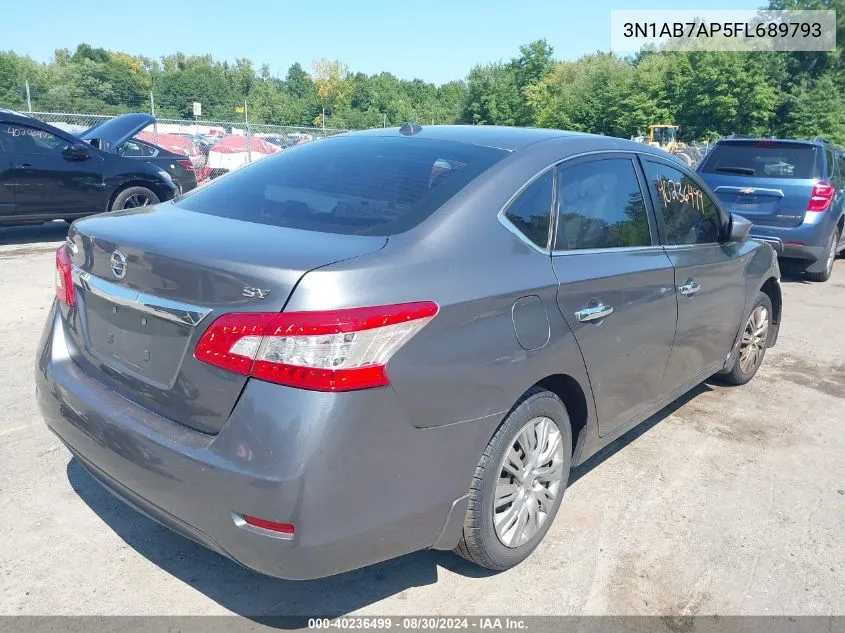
[25,111,348,184]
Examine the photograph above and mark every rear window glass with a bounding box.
[700,142,819,179]
[175,135,507,235]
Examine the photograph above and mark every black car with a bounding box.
[114,136,199,195]
[0,111,178,227]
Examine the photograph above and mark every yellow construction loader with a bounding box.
[633,124,696,166]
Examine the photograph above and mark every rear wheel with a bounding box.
[717,291,772,386]
[455,388,572,571]
[110,186,159,211]
[805,228,839,282]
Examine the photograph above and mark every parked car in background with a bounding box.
[288,132,314,145]
[206,135,278,177]
[187,134,217,154]
[698,137,845,282]
[0,110,177,226]
[81,115,201,194]
[260,134,298,150]
[136,131,210,185]
[38,126,781,580]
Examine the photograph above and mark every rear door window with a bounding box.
[176,135,507,236]
[503,170,553,248]
[555,158,652,250]
[644,161,725,245]
[700,141,819,179]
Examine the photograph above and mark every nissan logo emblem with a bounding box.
[111,250,127,279]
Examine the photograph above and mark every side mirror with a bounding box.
[728,213,752,241]
[64,143,91,161]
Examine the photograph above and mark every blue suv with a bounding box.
[698,137,845,282]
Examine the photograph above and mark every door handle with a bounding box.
[679,279,701,296]
[16,162,33,169]
[576,304,614,322]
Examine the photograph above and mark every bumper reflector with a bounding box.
[243,514,295,535]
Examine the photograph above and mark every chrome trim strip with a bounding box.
[72,267,211,327]
[552,245,666,257]
[714,185,784,198]
[498,213,551,255]
[661,243,722,251]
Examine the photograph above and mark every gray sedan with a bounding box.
[36,125,781,579]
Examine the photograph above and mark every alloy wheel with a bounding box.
[493,416,565,548]
[738,305,769,374]
[122,194,153,209]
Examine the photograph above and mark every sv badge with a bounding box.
[242,287,271,299]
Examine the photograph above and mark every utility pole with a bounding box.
[150,91,158,141]
[25,81,32,112]
[383,113,387,128]
[245,99,252,164]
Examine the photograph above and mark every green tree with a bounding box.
[464,63,522,125]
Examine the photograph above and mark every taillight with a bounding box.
[194,302,438,391]
[808,181,835,212]
[55,245,75,307]
[805,181,835,224]
[177,159,194,171]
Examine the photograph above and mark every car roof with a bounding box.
[0,109,37,123]
[345,124,675,156]
[350,125,582,151]
[715,137,826,147]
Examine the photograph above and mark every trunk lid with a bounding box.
[705,174,817,228]
[698,140,821,228]
[63,203,387,434]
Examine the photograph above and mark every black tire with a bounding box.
[805,229,839,282]
[110,186,160,211]
[717,291,773,386]
[455,388,572,571]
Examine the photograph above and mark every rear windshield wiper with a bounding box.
[714,166,756,175]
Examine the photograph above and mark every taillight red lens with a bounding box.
[243,515,294,534]
[55,245,75,307]
[194,302,439,391]
[808,181,835,212]
[177,159,195,171]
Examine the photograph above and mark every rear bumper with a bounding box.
[748,221,829,263]
[35,304,494,579]
[750,235,783,255]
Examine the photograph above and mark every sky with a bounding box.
[3,0,765,84]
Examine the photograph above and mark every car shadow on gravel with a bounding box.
[569,382,712,486]
[66,458,494,625]
[65,383,717,624]
[0,221,69,247]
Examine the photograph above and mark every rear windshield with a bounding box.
[175,135,508,235]
[700,141,819,179]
